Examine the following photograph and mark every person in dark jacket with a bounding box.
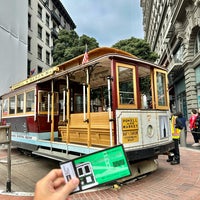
[176,111,187,141]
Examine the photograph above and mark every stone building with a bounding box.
[141,0,200,119]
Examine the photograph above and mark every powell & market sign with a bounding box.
[11,67,59,90]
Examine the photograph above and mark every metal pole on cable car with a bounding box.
[107,76,113,146]
[50,80,54,141]
[66,75,70,143]
[86,68,91,147]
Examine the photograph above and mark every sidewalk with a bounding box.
[1,132,200,200]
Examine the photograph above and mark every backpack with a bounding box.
[175,118,183,130]
[194,115,200,132]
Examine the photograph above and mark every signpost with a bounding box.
[0,125,11,192]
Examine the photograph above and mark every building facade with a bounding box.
[28,0,76,76]
[141,0,200,119]
[0,0,28,96]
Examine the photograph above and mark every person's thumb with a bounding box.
[60,177,79,198]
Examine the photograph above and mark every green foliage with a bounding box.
[112,37,158,62]
[52,31,158,66]
[52,30,99,66]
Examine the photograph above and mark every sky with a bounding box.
[61,0,144,47]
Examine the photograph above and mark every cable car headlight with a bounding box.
[147,125,153,138]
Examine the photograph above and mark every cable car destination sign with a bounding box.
[122,117,139,143]
[11,66,59,90]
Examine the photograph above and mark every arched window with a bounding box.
[194,30,200,55]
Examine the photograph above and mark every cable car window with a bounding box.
[154,69,169,109]
[38,91,48,112]
[9,96,15,114]
[138,66,152,109]
[38,90,59,114]
[26,90,35,112]
[157,72,166,106]
[17,93,24,113]
[116,63,137,108]
[119,67,134,104]
[2,99,8,116]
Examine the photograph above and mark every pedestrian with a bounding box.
[189,109,199,146]
[34,169,79,200]
[176,111,187,141]
[166,113,181,165]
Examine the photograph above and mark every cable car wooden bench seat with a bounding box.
[58,112,113,147]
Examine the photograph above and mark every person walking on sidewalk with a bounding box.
[167,113,181,165]
[177,111,187,140]
[189,109,199,147]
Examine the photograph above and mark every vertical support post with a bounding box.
[0,125,11,192]
[180,128,186,147]
[107,76,113,146]
[66,75,70,143]
[86,68,91,147]
[51,80,54,142]
[83,83,86,122]
[6,125,11,192]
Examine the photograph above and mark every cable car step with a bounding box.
[32,148,78,162]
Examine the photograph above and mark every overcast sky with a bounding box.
[60,0,144,47]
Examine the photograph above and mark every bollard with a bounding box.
[180,128,186,147]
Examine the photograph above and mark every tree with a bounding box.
[52,30,99,66]
[112,37,158,62]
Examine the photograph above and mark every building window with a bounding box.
[194,30,200,55]
[46,51,50,65]
[196,65,200,84]
[46,32,50,46]
[28,14,31,29]
[45,0,49,7]
[38,45,42,60]
[38,4,42,19]
[46,14,50,27]
[38,66,43,73]
[173,44,184,63]
[27,60,31,77]
[38,24,42,39]
[28,36,31,52]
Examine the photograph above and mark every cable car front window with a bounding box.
[118,66,135,105]
[156,72,167,106]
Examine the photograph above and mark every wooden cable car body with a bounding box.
[1,47,174,163]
